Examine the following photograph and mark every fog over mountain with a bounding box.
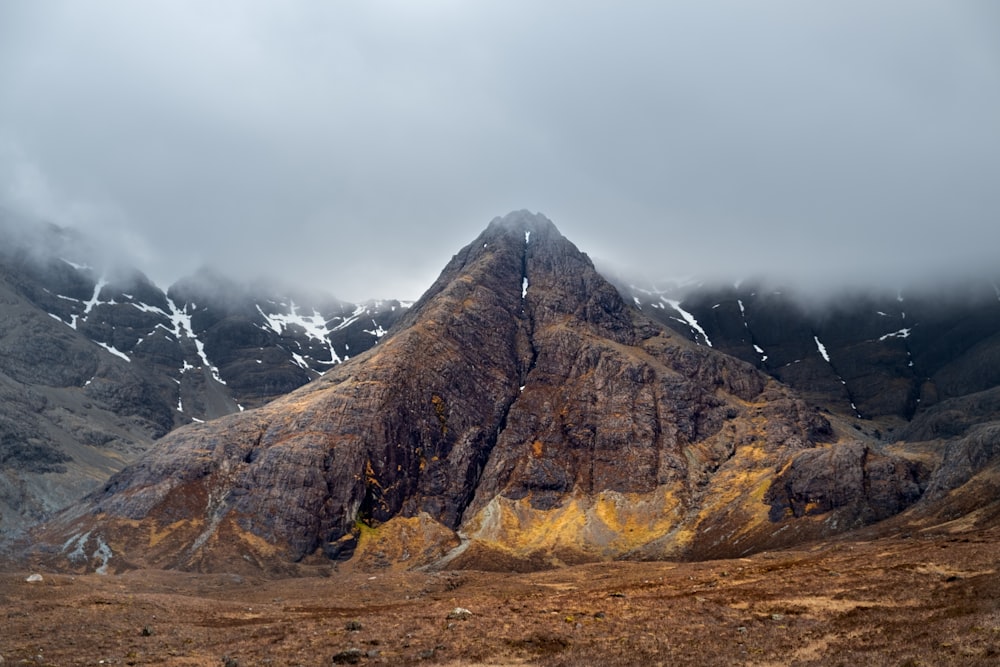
[1,1,998,301]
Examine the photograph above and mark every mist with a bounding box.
[1,1,998,302]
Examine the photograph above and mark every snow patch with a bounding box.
[257,301,342,364]
[363,319,388,338]
[60,258,92,271]
[522,277,529,299]
[879,328,912,341]
[331,304,368,332]
[290,350,310,370]
[63,276,109,329]
[814,336,831,363]
[167,298,226,384]
[130,301,169,317]
[95,341,131,363]
[663,299,713,347]
[736,299,751,332]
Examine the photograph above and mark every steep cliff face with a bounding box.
[31,212,925,573]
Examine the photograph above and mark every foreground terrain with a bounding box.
[3,526,999,666]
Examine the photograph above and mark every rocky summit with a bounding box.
[28,211,938,574]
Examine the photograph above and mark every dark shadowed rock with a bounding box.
[622,281,1000,423]
[766,441,928,524]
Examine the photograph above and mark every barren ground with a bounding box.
[3,528,1000,666]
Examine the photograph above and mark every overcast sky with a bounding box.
[1,1,998,301]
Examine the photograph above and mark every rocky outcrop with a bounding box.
[766,441,927,524]
[27,211,932,574]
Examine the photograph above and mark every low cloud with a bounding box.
[1,1,997,301]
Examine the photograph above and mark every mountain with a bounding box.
[27,211,937,573]
[0,212,404,542]
[620,279,1000,425]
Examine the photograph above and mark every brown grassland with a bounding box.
[3,526,1000,666]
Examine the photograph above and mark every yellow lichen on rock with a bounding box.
[464,487,688,562]
[148,520,201,549]
[350,513,460,570]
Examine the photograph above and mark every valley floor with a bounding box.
[3,527,999,666]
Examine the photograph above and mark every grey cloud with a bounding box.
[1,0,997,301]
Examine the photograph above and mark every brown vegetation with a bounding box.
[4,527,999,666]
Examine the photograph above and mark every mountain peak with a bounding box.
[486,209,558,238]
[397,210,632,348]
[28,213,921,574]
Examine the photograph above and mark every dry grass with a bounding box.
[3,528,1000,666]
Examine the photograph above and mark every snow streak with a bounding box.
[664,299,713,347]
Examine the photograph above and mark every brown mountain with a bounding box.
[30,211,930,573]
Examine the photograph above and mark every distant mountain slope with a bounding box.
[620,280,1000,427]
[0,213,405,542]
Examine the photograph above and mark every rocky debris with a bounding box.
[447,607,472,620]
[923,422,1000,498]
[330,648,363,664]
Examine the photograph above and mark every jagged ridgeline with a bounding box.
[29,211,929,573]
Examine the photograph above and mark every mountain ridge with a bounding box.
[5,210,1000,574]
[23,211,942,574]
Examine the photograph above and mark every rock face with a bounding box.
[30,212,927,573]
